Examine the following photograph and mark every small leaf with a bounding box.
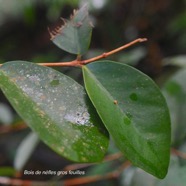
[50,4,93,55]
[14,132,39,171]
[0,61,109,162]
[83,60,171,178]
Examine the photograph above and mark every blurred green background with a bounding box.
[0,0,186,185]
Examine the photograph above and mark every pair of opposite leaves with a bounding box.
[0,4,170,179]
[0,60,170,179]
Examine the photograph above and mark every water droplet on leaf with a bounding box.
[50,79,60,86]
[123,112,132,125]
[126,112,132,119]
[123,116,131,125]
[129,93,138,101]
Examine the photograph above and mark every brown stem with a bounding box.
[63,152,123,172]
[0,148,185,186]
[0,176,59,186]
[0,161,131,186]
[82,38,147,65]
[37,60,80,67]
[0,122,27,134]
[63,161,131,186]
[0,38,147,68]
[171,148,186,159]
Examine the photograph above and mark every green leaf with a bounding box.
[50,4,93,55]
[156,156,186,186]
[162,69,186,145]
[0,61,109,162]
[83,60,171,178]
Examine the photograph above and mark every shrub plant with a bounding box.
[0,5,170,179]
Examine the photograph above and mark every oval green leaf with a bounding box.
[83,60,171,178]
[0,61,109,162]
[51,4,93,55]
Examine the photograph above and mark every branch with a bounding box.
[0,122,27,134]
[0,38,147,68]
[63,162,131,186]
[0,176,61,186]
[171,148,186,159]
[82,38,147,65]
[0,161,131,186]
[63,152,123,172]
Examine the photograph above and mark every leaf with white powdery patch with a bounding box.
[0,61,109,163]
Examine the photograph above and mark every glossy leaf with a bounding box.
[162,69,186,145]
[83,60,171,178]
[51,4,93,55]
[0,61,109,162]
